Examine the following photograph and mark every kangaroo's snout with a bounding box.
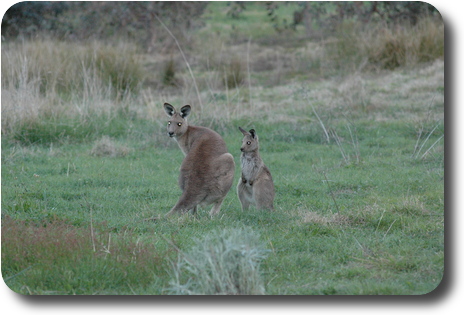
[240,147,244,152]
[168,131,175,137]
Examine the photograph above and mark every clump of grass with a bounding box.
[1,216,170,294]
[329,124,362,166]
[223,58,245,89]
[365,16,444,70]
[92,43,144,98]
[412,121,444,160]
[162,58,177,86]
[323,15,443,73]
[393,195,429,216]
[90,136,130,157]
[168,227,268,295]
[297,208,352,226]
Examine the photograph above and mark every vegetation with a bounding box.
[2,2,444,295]
[169,227,268,295]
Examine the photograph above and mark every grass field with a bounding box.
[1,3,444,295]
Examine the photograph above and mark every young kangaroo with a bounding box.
[237,127,275,211]
[163,103,235,216]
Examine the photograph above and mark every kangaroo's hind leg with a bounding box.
[253,178,275,211]
[209,196,226,216]
[237,181,252,211]
[208,153,235,216]
[165,187,204,216]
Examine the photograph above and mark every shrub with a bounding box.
[168,227,268,295]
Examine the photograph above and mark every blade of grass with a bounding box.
[154,14,203,114]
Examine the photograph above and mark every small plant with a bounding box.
[168,227,268,295]
[329,123,361,166]
[412,121,444,160]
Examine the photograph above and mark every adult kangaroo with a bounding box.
[237,127,275,211]
[163,103,235,216]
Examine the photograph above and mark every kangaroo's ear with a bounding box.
[249,129,256,139]
[164,103,176,117]
[180,105,191,118]
[238,127,248,136]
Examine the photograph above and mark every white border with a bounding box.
[0,0,460,313]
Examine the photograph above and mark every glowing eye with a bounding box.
[168,121,171,125]
[177,122,182,126]
[246,141,251,145]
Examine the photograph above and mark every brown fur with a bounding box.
[164,103,235,216]
[237,127,275,211]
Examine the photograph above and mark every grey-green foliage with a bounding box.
[168,227,269,295]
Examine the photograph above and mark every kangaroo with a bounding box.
[163,103,235,216]
[237,127,275,211]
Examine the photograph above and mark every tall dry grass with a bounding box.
[353,15,443,71]
[1,16,443,143]
[1,40,143,140]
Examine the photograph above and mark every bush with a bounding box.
[168,227,268,295]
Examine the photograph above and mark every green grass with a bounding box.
[1,111,444,294]
[199,2,302,40]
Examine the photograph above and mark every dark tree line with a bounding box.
[232,1,439,36]
[2,1,439,43]
[2,1,208,46]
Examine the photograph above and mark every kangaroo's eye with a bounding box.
[177,122,182,126]
[168,121,171,125]
[246,141,251,145]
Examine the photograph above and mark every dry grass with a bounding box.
[1,40,142,137]
[90,136,131,157]
[394,195,430,216]
[1,16,443,143]
[168,227,268,295]
[297,208,352,226]
[316,15,444,72]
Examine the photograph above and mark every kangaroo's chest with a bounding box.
[241,155,260,181]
